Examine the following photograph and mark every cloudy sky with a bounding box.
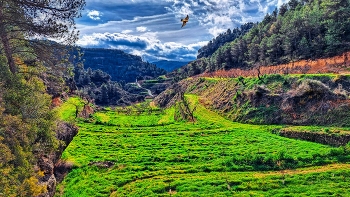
[76,0,289,62]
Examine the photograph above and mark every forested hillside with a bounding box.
[172,0,350,79]
[0,0,85,196]
[77,48,167,83]
[197,22,255,59]
[72,67,147,105]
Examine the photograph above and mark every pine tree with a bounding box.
[0,0,85,74]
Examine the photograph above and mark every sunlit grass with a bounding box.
[56,95,350,197]
[55,97,84,121]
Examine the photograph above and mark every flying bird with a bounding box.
[181,15,189,28]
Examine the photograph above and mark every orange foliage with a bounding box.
[51,97,62,107]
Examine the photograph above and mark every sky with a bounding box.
[76,0,289,63]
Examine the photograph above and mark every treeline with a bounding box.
[77,48,167,83]
[173,0,350,79]
[197,22,255,59]
[73,67,145,106]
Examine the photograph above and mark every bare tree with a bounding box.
[174,92,197,122]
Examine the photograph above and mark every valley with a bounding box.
[2,0,350,196]
[55,96,350,196]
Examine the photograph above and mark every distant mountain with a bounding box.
[77,48,166,83]
[152,60,188,72]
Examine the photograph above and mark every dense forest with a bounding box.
[172,0,350,79]
[197,22,255,59]
[76,48,167,83]
[73,67,146,105]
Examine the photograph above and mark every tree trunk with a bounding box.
[0,4,16,74]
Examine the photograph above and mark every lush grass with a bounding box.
[56,95,350,196]
[55,97,85,121]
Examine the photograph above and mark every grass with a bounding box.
[55,97,85,121]
[55,95,350,197]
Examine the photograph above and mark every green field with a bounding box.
[56,96,350,197]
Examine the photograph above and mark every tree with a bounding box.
[0,0,85,74]
[297,36,310,59]
[101,84,109,104]
[279,3,288,16]
[0,0,85,195]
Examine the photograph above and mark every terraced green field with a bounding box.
[56,96,350,197]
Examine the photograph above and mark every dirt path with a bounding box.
[136,79,153,97]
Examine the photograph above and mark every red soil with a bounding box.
[199,52,350,78]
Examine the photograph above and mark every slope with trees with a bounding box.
[172,0,350,79]
[197,22,255,59]
[0,0,85,196]
[73,66,147,106]
[77,48,167,83]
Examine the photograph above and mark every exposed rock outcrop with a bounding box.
[37,121,78,197]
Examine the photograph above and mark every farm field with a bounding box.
[56,97,350,197]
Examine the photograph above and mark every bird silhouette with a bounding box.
[181,15,189,28]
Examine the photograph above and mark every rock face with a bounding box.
[37,156,56,197]
[37,121,78,197]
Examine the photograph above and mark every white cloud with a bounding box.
[164,0,288,37]
[121,30,133,34]
[208,27,227,37]
[136,26,147,32]
[87,10,102,20]
[277,0,289,8]
[77,0,290,61]
[76,32,206,61]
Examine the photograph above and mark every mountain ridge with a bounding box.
[152,60,188,72]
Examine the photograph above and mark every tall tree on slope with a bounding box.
[0,0,85,74]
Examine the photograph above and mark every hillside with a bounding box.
[152,60,188,72]
[78,48,167,83]
[155,74,350,126]
[73,66,150,106]
[172,0,350,79]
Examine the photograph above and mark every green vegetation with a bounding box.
[0,0,84,195]
[156,74,350,126]
[56,95,350,196]
[56,97,86,121]
[0,60,59,196]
